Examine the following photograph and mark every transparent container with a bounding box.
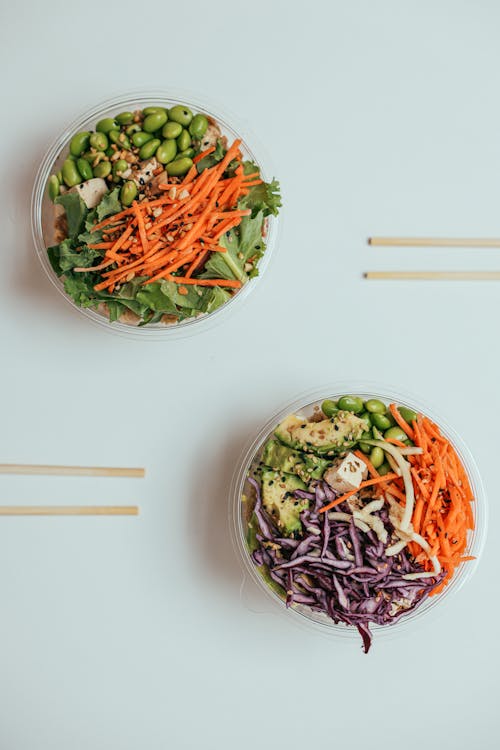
[230,382,488,645]
[31,89,280,339]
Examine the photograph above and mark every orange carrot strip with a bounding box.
[389,403,415,439]
[318,474,398,513]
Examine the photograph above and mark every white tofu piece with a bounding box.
[324,452,368,495]
[132,158,158,188]
[70,178,108,208]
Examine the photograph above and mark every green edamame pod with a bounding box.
[120,180,138,206]
[93,160,112,178]
[378,462,391,476]
[143,106,167,116]
[138,138,161,160]
[126,123,141,136]
[189,114,209,139]
[398,406,417,424]
[337,395,364,413]
[143,111,168,133]
[365,399,386,414]
[112,159,129,179]
[162,121,182,139]
[62,158,82,187]
[178,147,195,159]
[96,117,117,133]
[115,111,134,125]
[69,131,91,157]
[76,158,93,181]
[109,130,131,149]
[132,131,154,148]
[89,132,109,151]
[371,413,392,431]
[56,169,63,183]
[359,442,371,454]
[156,139,177,165]
[47,174,60,202]
[166,157,194,176]
[321,399,338,418]
[369,447,385,469]
[176,129,191,151]
[383,426,408,443]
[168,105,193,126]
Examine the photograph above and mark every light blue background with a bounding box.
[0,1,497,748]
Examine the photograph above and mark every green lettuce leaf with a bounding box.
[240,178,281,217]
[196,139,225,173]
[96,187,121,221]
[47,239,100,276]
[54,193,87,238]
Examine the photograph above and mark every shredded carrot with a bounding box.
[319,473,397,513]
[354,450,380,478]
[389,403,415,439]
[408,414,475,593]
[86,138,257,294]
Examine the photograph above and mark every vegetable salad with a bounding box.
[46,103,281,326]
[242,396,475,652]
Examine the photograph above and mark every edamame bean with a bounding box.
[132,131,153,147]
[77,158,93,181]
[96,117,117,133]
[398,406,417,424]
[109,130,131,149]
[69,131,91,157]
[89,132,109,151]
[115,111,134,125]
[189,113,209,139]
[56,169,63,183]
[120,180,138,206]
[162,121,182,139]
[143,106,167,116]
[47,174,60,202]
[378,462,390,476]
[359,442,371,454]
[166,157,194,176]
[143,111,168,133]
[365,399,386,414]
[383,426,408,443]
[156,139,177,165]
[369,447,384,469]
[371,413,392,431]
[126,123,141,135]
[93,160,112,178]
[178,147,195,158]
[321,399,338,418]
[139,138,161,160]
[337,395,364,413]
[112,159,129,179]
[168,105,193,126]
[176,129,191,151]
[62,158,82,187]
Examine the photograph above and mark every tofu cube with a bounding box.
[324,452,368,495]
[70,178,108,208]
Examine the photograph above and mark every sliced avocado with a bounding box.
[261,469,308,536]
[275,411,368,456]
[262,439,330,481]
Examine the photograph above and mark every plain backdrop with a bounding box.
[0,1,498,748]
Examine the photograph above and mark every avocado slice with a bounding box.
[275,411,368,456]
[262,439,330,481]
[261,469,308,536]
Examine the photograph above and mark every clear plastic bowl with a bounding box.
[31,90,280,339]
[230,383,488,644]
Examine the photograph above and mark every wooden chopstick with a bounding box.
[365,271,500,280]
[0,464,145,478]
[368,237,500,248]
[0,506,139,516]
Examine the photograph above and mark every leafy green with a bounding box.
[240,178,281,217]
[63,274,97,307]
[238,211,266,262]
[196,139,225,173]
[96,188,121,221]
[54,193,87,238]
[47,239,100,276]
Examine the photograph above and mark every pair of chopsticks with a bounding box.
[366,237,500,280]
[0,463,144,516]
